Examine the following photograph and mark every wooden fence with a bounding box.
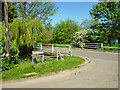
[82,43,120,49]
[82,43,103,49]
[32,43,72,64]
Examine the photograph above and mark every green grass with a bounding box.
[72,47,120,53]
[95,48,119,53]
[2,56,85,81]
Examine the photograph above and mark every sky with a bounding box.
[49,2,98,26]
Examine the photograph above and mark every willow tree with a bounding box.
[2,18,44,58]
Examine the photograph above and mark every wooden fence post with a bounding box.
[59,50,62,60]
[32,51,34,65]
[57,50,58,61]
[52,44,54,53]
[42,54,44,63]
[101,43,103,48]
[69,45,72,56]
[41,44,42,50]
[81,43,83,48]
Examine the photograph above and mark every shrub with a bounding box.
[2,46,19,71]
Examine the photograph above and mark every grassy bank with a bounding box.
[2,56,85,81]
[73,47,119,53]
[95,48,119,53]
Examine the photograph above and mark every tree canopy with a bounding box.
[53,19,80,44]
[2,2,58,22]
[16,2,58,21]
[89,2,120,45]
[2,2,18,22]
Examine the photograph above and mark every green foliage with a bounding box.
[80,18,91,30]
[2,19,44,58]
[53,19,80,44]
[74,17,99,43]
[9,18,43,54]
[112,44,120,47]
[2,2,18,22]
[44,19,53,31]
[41,19,53,44]
[89,2,120,45]
[2,2,58,22]
[2,2,58,71]
[41,30,53,44]
[2,18,44,70]
[2,46,19,71]
[0,22,2,49]
[16,2,58,21]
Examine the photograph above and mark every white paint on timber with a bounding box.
[32,51,44,55]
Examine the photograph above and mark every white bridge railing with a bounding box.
[32,44,72,64]
[102,46,120,49]
[82,43,103,49]
[82,43,120,49]
[36,43,72,56]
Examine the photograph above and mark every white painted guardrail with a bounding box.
[32,51,44,65]
[36,43,72,56]
[32,50,63,65]
[103,46,120,49]
[83,43,103,48]
[32,44,72,65]
[83,43,120,49]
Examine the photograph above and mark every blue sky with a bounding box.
[49,2,98,26]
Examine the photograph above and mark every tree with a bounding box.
[41,30,53,44]
[2,2,58,22]
[0,1,2,22]
[53,19,80,44]
[80,18,91,30]
[17,2,58,21]
[2,18,44,58]
[79,17,99,43]
[89,2,120,45]
[2,2,18,23]
[87,16,99,43]
[45,18,53,31]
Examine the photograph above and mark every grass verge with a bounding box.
[2,56,85,81]
[72,47,120,53]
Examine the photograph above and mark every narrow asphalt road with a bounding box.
[2,49,118,88]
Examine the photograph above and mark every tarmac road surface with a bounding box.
[2,49,118,88]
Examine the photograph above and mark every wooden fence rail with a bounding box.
[83,43,103,49]
[32,44,72,64]
[35,43,72,56]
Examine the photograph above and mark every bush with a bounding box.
[2,46,19,71]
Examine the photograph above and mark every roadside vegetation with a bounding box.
[73,47,119,53]
[1,2,119,78]
[2,56,85,81]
